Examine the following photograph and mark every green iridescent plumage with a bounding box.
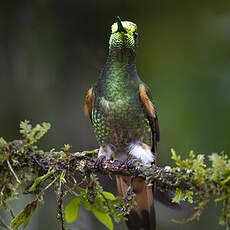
[86,17,159,161]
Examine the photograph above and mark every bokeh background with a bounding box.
[1,0,230,229]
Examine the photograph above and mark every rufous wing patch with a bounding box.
[84,88,93,119]
[139,83,160,163]
[139,84,155,118]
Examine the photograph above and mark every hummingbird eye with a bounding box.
[133,31,138,40]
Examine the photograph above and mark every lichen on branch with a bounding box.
[0,121,230,230]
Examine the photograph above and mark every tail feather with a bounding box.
[116,176,156,230]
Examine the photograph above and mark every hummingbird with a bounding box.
[85,16,160,230]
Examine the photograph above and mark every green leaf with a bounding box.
[29,170,55,192]
[209,153,226,169]
[0,137,7,164]
[65,197,81,223]
[221,175,230,185]
[92,208,113,230]
[20,121,51,144]
[60,170,66,184]
[102,192,115,200]
[33,122,51,142]
[20,120,32,137]
[0,137,7,147]
[0,153,7,164]
[172,188,193,204]
[10,200,37,229]
[171,148,181,165]
[62,144,71,152]
[29,122,51,144]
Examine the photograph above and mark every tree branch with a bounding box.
[1,139,189,194]
[0,121,230,230]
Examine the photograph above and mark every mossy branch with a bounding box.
[0,121,230,230]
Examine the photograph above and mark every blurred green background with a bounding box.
[1,0,230,229]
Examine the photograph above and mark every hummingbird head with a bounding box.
[109,16,138,56]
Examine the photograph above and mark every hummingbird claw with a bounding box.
[125,158,141,169]
[95,155,106,171]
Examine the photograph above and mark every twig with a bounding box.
[56,189,66,230]
[6,158,21,184]
[0,218,11,230]
[9,209,15,219]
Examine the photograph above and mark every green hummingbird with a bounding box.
[85,16,160,230]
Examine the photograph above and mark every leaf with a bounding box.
[65,197,81,223]
[62,144,71,152]
[0,137,7,164]
[19,121,51,144]
[29,170,55,192]
[0,153,7,164]
[0,137,7,147]
[29,122,51,144]
[92,208,113,230]
[172,188,193,204]
[20,120,32,137]
[171,148,181,165]
[221,176,230,186]
[33,122,51,142]
[102,192,115,200]
[10,200,37,229]
[209,153,226,169]
[60,170,66,184]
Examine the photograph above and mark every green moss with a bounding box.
[1,121,230,229]
[171,149,230,229]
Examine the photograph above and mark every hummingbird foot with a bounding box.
[95,145,114,171]
[124,157,141,169]
[95,155,106,171]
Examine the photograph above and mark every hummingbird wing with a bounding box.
[84,87,93,122]
[139,84,181,210]
[139,84,160,157]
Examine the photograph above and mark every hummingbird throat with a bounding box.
[108,46,136,64]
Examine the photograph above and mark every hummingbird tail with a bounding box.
[116,175,156,230]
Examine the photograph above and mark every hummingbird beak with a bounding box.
[116,16,127,33]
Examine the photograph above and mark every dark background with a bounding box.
[1,0,230,229]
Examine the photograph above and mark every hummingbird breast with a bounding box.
[92,74,152,155]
